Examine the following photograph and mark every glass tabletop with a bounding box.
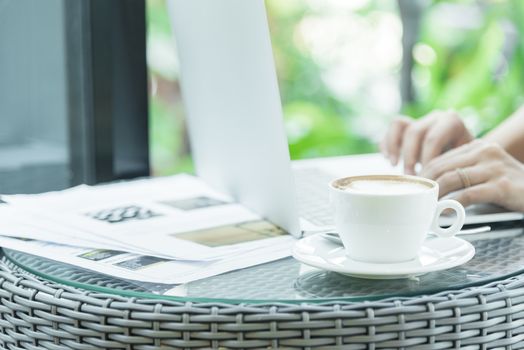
[4,225,524,304]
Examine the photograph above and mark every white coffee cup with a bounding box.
[329,174,465,263]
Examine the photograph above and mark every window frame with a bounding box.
[65,0,150,186]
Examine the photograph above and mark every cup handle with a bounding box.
[430,199,466,238]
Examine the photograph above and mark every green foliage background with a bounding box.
[405,1,524,133]
[146,0,524,175]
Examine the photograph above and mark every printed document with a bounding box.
[1,175,293,261]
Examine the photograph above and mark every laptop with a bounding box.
[168,0,523,237]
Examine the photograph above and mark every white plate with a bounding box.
[292,234,475,279]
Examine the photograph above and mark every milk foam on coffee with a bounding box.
[344,179,429,194]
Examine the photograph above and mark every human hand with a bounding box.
[421,140,524,212]
[380,110,473,175]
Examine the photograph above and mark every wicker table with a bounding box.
[1,226,524,349]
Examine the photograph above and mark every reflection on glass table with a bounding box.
[3,227,524,303]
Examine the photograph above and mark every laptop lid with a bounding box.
[168,0,302,237]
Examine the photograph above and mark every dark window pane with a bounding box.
[0,0,149,194]
[0,0,70,194]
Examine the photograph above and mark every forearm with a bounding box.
[483,106,524,162]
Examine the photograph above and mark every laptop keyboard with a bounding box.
[294,168,336,227]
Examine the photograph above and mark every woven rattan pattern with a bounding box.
[1,260,524,348]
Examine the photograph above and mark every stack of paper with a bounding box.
[0,175,295,284]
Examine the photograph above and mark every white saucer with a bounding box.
[292,234,475,279]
